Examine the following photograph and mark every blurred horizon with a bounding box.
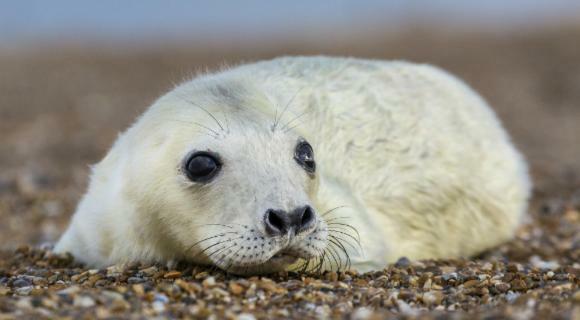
[2,0,580,50]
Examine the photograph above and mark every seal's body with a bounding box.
[56,56,530,273]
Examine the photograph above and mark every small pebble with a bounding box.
[163,271,182,279]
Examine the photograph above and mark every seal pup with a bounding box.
[55,56,531,274]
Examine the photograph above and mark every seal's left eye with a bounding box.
[294,141,316,173]
[184,151,221,182]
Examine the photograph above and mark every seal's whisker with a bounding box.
[194,236,242,259]
[328,239,352,270]
[280,110,311,132]
[328,240,347,271]
[327,222,361,242]
[195,239,232,257]
[326,224,357,234]
[195,223,236,229]
[328,238,351,270]
[222,110,231,133]
[328,233,360,255]
[320,206,348,218]
[168,119,221,137]
[328,235,355,269]
[328,228,362,248]
[214,243,240,268]
[179,96,226,132]
[324,245,340,272]
[324,217,351,223]
[310,247,325,274]
[273,86,307,131]
[298,258,311,273]
[314,250,326,274]
[168,121,219,140]
[327,238,358,260]
[206,242,238,261]
[186,232,238,253]
[223,246,245,273]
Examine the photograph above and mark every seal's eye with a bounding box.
[184,151,221,182]
[294,140,316,173]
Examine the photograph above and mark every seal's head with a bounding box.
[122,80,329,274]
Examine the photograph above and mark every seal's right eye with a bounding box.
[184,151,222,182]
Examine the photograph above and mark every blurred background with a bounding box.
[1,1,579,248]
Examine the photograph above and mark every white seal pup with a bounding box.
[55,56,531,274]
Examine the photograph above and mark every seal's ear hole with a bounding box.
[184,151,222,182]
[294,140,316,173]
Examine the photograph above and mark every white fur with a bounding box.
[55,56,531,273]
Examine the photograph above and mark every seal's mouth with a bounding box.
[197,220,329,275]
[268,251,299,265]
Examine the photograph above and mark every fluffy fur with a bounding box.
[55,56,531,273]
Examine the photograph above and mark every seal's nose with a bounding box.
[264,205,315,236]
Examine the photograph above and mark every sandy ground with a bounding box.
[0,26,579,318]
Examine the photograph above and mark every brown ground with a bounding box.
[0,26,579,319]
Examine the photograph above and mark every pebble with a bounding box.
[238,313,257,320]
[73,295,96,308]
[463,279,479,288]
[140,266,158,277]
[422,291,444,306]
[15,297,33,309]
[529,255,560,270]
[0,189,577,320]
[58,286,81,296]
[202,276,216,288]
[394,257,411,268]
[352,307,373,320]
[442,272,458,281]
[163,271,182,279]
[154,293,169,303]
[15,286,33,296]
[127,277,144,284]
[229,282,245,295]
[152,301,166,313]
[12,278,31,288]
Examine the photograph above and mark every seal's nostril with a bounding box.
[265,209,287,236]
[300,206,315,229]
[264,206,315,236]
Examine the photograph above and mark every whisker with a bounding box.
[327,222,361,242]
[206,243,238,261]
[324,245,341,272]
[214,243,240,269]
[299,259,311,273]
[179,96,225,132]
[328,238,350,271]
[186,232,239,253]
[321,206,348,218]
[324,217,351,223]
[222,249,242,274]
[328,228,362,248]
[194,236,242,259]
[328,233,360,254]
[273,86,307,131]
[169,119,221,137]
[315,251,326,274]
[280,110,311,132]
[282,123,302,133]
[222,110,231,133]
[329,235,354,268]
[194,223,236,229]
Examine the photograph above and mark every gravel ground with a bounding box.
[0,195,578,319]
[1,26,580,319]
